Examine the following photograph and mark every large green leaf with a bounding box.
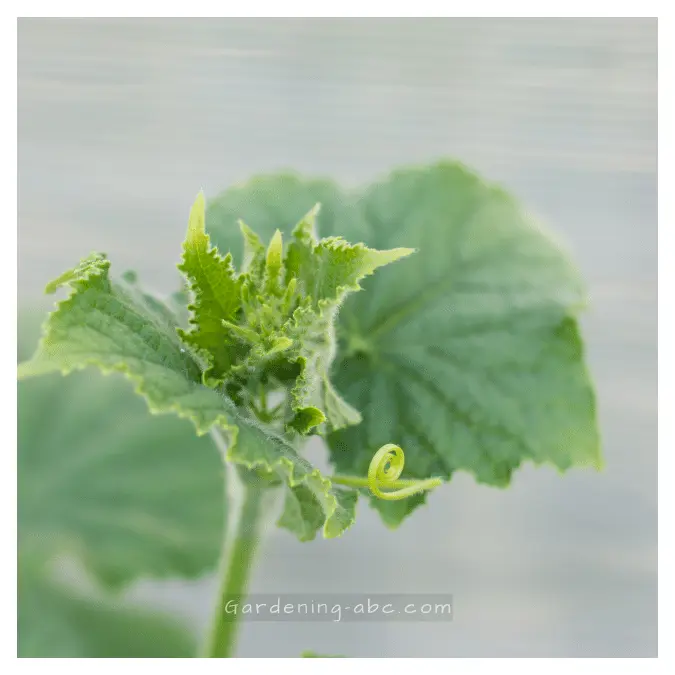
[18,312,225,587]
[18,569,195,657]
[331,164,600,524]
[18,370,225,587]
[206,162,601,527]
[18,255,357,541]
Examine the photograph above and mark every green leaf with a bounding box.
[18,370,225,587]
[280,207,413,433]
[331,163,601,524]
[287,406,326,435]
[178,191,242,384]
[18,311,225,587]
[288,231,414,309]
[228,421,358,539]
[18,569,195,657]
[18,261,356,541]
[206,163,601,528]
[18,253,229,434]
[277,483,358,542]
[301,650,346,657]
[264,229,285,294]
[239,219,267,279]
[284,303,362,434]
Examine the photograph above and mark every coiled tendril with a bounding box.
[331,444,443,501]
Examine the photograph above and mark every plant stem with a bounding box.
[203,478,265,657]
[202,428,277,658]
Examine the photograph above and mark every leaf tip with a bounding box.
[186,191,207,242]
[266,229,284,267]
[292,204,321,243]
[384,246,417,262]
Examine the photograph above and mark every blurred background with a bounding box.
[17,18,657,657]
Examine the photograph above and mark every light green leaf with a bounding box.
[178,191,242,384]
[18,570,195,657]
[18,262,356,541]
[291,234,414,309]
[264,229,285,294]
[239,219,267,278]
[285,204,414,309]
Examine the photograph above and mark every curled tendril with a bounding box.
[367,444,441,500]
[330,444,443,501]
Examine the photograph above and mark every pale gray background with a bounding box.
[18,18,657,657]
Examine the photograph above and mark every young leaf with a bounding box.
[203,199,412,436]
[285,205,414,308]
[275,208,414,433]
[18,262,356,540]
[284,304,362,433]
[292,235,414,309]
[264,229,285,294]
[178,191,242,384]
[239,219,267,278]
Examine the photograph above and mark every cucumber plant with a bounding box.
[18,162,601,657]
